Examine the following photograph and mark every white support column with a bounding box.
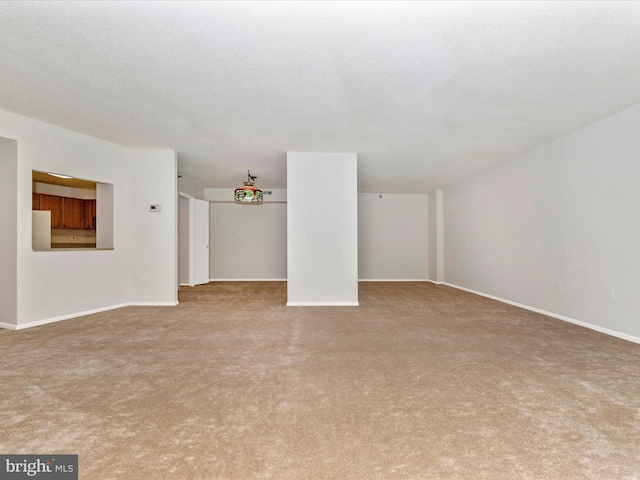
[287,152,358,306]
[436,189,444,283]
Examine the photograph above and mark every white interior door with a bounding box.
[194,199,210,285]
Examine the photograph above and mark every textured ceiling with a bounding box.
[1,1,640,194]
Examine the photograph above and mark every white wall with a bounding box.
[287,152,358,306]
[444,101,640,341]
[0,108,177,328]
[205,191,432,282]
[127,149,178,303]
[209,202,287,280]
[358,193,428,280]
[96,183,113,249]
[0,139,17,326]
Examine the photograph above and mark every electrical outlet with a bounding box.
[555,281,562,292]
[606,288,615,301]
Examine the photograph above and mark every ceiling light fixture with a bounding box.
[234,170,263,204]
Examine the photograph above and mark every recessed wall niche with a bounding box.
[32,170,113,250]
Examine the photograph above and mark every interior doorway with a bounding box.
[178,193,210,286]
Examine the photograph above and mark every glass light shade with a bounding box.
[234,182,263,204]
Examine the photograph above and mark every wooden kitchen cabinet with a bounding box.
[33,194,96,230]
[83,199,96,230]
[38,194,63,228]
[62,197,83,229]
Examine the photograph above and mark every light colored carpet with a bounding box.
[2,282,640,479]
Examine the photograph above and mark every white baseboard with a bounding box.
[444,282,640,345]
[209,278,287,282]
[128,302,179,306]
[0,301,178,331]
[210,279,432,283]
[1,303,130,330]
[0,321,20,330]
[359,279,430,282]
[287,302,359,307]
